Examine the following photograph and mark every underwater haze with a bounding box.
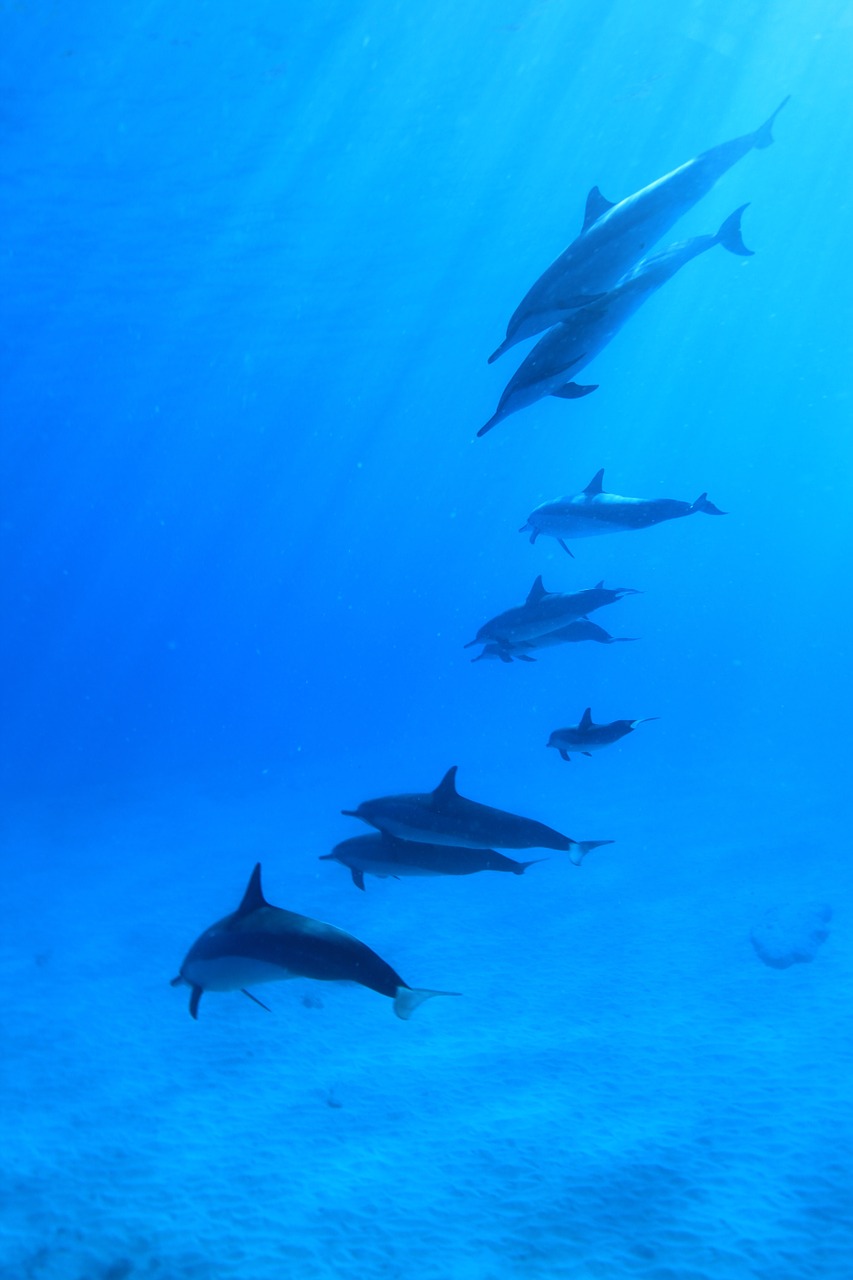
[2,1,852,1277]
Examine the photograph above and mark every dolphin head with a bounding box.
[341,802,371,822]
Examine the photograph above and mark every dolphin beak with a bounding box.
[340,809,359,817]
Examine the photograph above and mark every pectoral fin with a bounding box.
[552,382,598,400]
[241,989,272,1012]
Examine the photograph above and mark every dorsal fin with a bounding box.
[582,186,615,232]
[583,469,605,496]
[580,707,593,730]
[526,575,549,605]
[433,766,459,804]
[235,863,268,916]
[595,580,604,589]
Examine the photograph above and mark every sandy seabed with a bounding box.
[1,790,851,1280]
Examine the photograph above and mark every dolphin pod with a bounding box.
[174,103,788,1026]
[479,206,752,437]
[488,97,788,362]
[465,575,639,660]
[520,468,725,557]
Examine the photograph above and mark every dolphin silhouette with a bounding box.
[321,832,545,890]
[547,707,658,761]
[520,468,725,555]
[488,97,788,361]
[342,766,611,863]
[480,206,752,436]
[171,864,458,1020]
[471,619,637,662]
[465,576,640,649]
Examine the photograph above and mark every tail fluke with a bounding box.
[568,838,614,867]
[692,492,726,515]
[514,858,549,875]
[393,986,461,1020]
[754,95,790,150]
[716,204,753,257]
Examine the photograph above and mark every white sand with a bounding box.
[1,789,850,1280]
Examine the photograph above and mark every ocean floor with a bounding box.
[1,786,851,1280]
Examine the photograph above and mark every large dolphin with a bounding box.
[321,832,544,890]
[480,206,752,437]
[471,619,637,663]
[465,575,640,649]
[521,468,725,555]
[547,707,658,762]
[171,863,457,1020]
[488,97,788,361]
[342,765,612,863]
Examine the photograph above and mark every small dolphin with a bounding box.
[171,863,458,1020]
[471,619,637,662]
[465,575,640,649]
[547,707,658,761]
[480,206,752,436]
[488,98,788,361]
[521,468,725,555]
[321,832,545,890]
[342,765,611,863]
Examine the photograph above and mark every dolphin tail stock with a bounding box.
[567,838,614,867]
[514,857,550,875]
[692,492,726,515]
[715,204,754,257]
[393,986,461,1020]
[753,95,790,149]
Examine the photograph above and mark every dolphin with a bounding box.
[520,468,725,555]
[170,863,458,1020]
[471,619,637,662]
[342,765,612,863]
[488,97,788,361]
[479,206,752,436]
[465,575,640,649]
[547,707,658,761]
[321,832,545,890]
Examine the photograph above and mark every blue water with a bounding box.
[2,3,852,1278]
